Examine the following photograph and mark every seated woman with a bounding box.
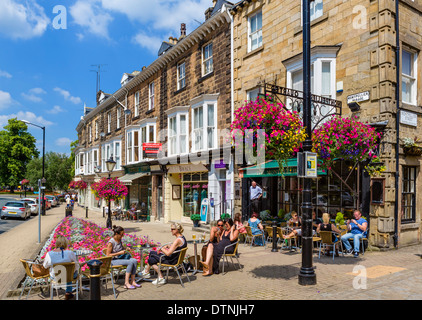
[43,235,79,300]
[247,212,264,246]
[234,213,247,242]
[200,218,239,276]
[141,223,187,285]
[127,203,137,220]
[106,225,140,290]
[283,211,302,239]
[317,212,342,256]
[201,219,224,262]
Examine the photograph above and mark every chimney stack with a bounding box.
[180,23,186,39]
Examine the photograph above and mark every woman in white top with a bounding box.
[43,235,79,300]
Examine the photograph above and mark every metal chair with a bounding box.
[277,227,298,250]
[102,248,128,282]
[49,262,79,300]
[19,259,50,300]
[318,231,344,260]
[347,232,368,255]
[81,256,117,299]
[221,241,241,274]
[157,247,190,288]
[265,226,279,250]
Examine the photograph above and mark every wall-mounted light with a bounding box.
[347,101,361,112]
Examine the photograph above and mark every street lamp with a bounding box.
[298,0,317,286]
[20,120,45,244]
[105,156,116,229]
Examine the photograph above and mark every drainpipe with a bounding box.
[393,0,400,249]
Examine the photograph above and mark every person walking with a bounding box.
[249,181,262,214]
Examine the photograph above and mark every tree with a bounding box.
[0,118,38,190]
[69,139,78,177]
[26,152,74,192]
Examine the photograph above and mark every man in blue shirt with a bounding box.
[249,181,262,214]
[340,210,367,258]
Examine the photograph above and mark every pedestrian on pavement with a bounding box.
[200,218,239,276]
[201,219,224,262]
[42,235,79,300]
[66,196,71,209]
[141,223,187,286]
[106,225,140,290]
[340,210,368,258]
[249,181,262,214]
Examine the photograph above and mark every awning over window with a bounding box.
[239,159,326,178]
[118,172,150,185]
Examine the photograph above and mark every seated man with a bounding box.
[340,210,367,258]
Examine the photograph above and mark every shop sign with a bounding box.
[143,143,162,158]
[168,163,208,174]
[214,159,226,169]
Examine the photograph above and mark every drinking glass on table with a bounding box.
[192,234,196,241]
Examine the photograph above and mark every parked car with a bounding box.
[1,201,31,220]
[40,197,52,211]
[21,198,39,215]
[45,195,58,207]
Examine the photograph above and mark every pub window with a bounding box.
[402,166,417,222]
[371,178,385,205]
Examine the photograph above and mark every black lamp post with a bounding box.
[105,156,116,229]
[298,0,317,286]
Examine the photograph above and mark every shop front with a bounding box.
[239,159,369,222]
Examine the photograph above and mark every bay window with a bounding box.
[102,140,121,171]
[168,112,189,156]
[191,97,217,152]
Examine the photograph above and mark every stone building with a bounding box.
[74,0,234,224]
[229,0,422,248]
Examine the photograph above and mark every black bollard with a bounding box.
[86,207,88,218]
[271,221,278,252]
[87,259,103,300]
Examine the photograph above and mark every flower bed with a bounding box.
[39,216,159,272]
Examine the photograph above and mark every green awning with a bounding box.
[239,159,326,178]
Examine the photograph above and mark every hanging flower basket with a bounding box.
[403,145,422,156]
[69,180,87,190]
[230,96,306,174]
[91,177,128,202]
[312,116,382,176]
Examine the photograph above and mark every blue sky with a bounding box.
[0,0,212,155]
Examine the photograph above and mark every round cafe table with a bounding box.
[134,244,156,283]
[74,249,94,292]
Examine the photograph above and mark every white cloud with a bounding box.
[0,91,13,110]
[53,87,82,105]
[132,33,163,54]
[69,1,114,40]
[0,70,12,78]
[21,87,46,103]
[0,111,53,128]
[46,105,65,114]
[55,137,72,147]
[29,87,46,95]
[0,0,50,40]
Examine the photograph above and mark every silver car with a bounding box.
[45,195,58,207]
[1,201,31,220]
[22,198,39,215]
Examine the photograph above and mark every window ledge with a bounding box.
[198,71,214,83]
[400,222,419,230]
[294,12,329,37]
[174,86,187,95]
[244,45,264,60]
[146,109,155,115]
[132,115,140,121]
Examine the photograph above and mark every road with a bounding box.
[0,195,37,235]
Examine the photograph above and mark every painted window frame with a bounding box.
[248,10,263,52]
[202,42,213,76]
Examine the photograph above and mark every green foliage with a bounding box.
[220,213,231,220]
[278,208,285,218]
[0,118,38,188]
[190,214,201,221]
[335,212,345,225]
[259,210,271,221]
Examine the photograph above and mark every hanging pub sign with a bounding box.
[143,143,162,158]
[297,151,318,178]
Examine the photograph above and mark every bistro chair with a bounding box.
[244,226,265,247]
[347,232,369,255]
[318,231,344,261]
[277,227,298,250]
[81,256,117,299]
[101,248,128,282]
[19,259,50,300]
[157,247,190,288]
[221,241,242,275]
[49,262,79,300]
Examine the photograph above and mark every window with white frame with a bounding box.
[93,149,99,172]
[95,121,98,140]
[248,10,262,52]
[402,49,417,105]
[168,113,188,156]
[102,140,121,171]
[117,108,121,129]
[285,48,337,127]
[114,142,121,169]
[149,83,155,110]
[301,0,323,24]
[88,125,92,142]
[141,122,156,159]
[247,87,261,102]
[107,112,111,133]
[202,43,213,76]
[134,91,140,116]
[177,62,186,90]
[126,129,136,164]
[191,100,217,152]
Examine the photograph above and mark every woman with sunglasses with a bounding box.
[141,223,187,285]
[201,219,224,262]
[200,218,239,276]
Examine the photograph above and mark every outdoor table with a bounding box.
[74,249,94,292]
[134,244,158,283]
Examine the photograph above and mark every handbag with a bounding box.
[32,262,49,277]
[115,252,131,260]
